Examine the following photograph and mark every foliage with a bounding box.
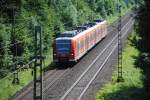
[137,0,150,99]
[0,24,12,78]
[96,0,150,99]
[138,0,150,52]
[0,0,134,78]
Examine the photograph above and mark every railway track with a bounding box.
[80,20,134,100]
[11,68,71,100]
[10,12,134,100]
[60,18,134,100]
[14,69,57,100]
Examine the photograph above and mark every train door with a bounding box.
[89,33,92,49]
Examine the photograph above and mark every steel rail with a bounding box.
[15,69,57,100]
[42,68,71,93]
[15,68,71,100]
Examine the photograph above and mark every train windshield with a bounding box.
[56,40,71,54]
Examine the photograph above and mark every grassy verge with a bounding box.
[96,32,144,100]
[0,69,33,100]
[0,49,53,100]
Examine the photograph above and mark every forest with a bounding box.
[137,0,150,99]
[0,0,136,78]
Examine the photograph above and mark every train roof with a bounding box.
[55,20,106,40]
[72,20,107,40]
[94,19,104,23]
[58,30,78,38]
[76,22,98,32]
[84,22,97,27]
[76,26,88,33]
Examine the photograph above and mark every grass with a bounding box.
[0,49,53,100]
[0,69,33,100]
[96,32,144,100]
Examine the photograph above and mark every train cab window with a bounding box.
[56,40,71,54]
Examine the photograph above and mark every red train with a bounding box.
[53,20,107,63]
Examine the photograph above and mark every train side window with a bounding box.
[89,34,90,41]
[81,39,84,49]
[87,35,89,45]
[104,25,105,34]
[90,33,92,42]
[93,30,94,40]
[105,24,107,33]
[99,26,101,35]
[78,40,80,54]
[92,33,94,41]
[91,32,93,40]
[94,30,96,40]
[101,27,102,36]
[99,26,101,34]
[80,40,82,51]
[83,37,86,50]
[79,39,84,53]
[102,25,104,33]
[85,37,87,47]
[96,29,98,39]
[88,35,90,43]
[103,24,104,33]
[97,27,99,35]
[101,25,102,33]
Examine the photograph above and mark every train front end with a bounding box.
[53,38,75,63]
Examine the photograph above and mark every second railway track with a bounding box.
[60,17,134,100]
